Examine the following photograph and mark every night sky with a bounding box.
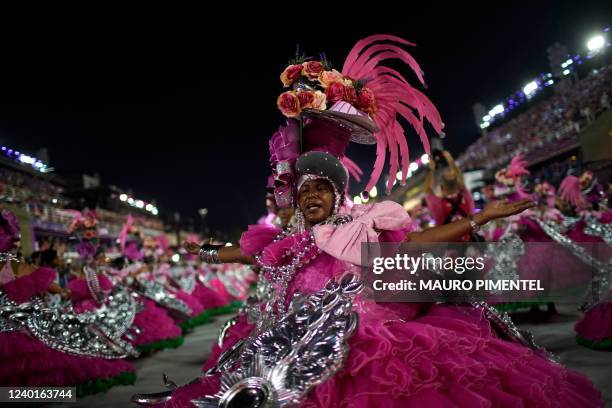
[0,2,609,234]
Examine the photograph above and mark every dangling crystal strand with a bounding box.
[254,230,321,323]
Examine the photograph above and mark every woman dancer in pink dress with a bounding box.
[133,35,602,407]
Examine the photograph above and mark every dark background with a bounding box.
[0,2,609,234]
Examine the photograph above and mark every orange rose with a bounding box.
[280,64,304,87]
[318,69,343,88]
[277,91,301,118]
[311,91,327,111]
[302,61,324,80]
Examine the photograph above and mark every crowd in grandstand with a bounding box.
[458,64,611,174]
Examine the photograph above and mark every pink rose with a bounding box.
[277,91,301,118]
[325,82,345,103]
[280,64,303,87]
[296,91,315,109]
[302,61,324,80]
[357,87,377,114]
[343,85,358,105]
[318,69,343,88]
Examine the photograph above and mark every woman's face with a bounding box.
[298,179,335,227]
[277,207,295,228]
[579,172,593,188]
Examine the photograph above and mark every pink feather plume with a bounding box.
[342,35,444,192]
[508,154,530,178]
[559,175,586,209]
[340,156,363,193]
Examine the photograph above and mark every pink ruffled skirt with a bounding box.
[161,302,602,407]
[0,331,135,387]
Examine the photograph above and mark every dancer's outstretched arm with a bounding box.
[184,240,254,264]
[407,199,534,243]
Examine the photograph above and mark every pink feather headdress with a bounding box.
[559,175,586,210]
[507,154,530,178]
[277,35,443,194]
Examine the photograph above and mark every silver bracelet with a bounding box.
[199,247,221,264]
[0,252,19,263]
[468,215,481,233]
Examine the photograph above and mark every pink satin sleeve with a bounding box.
[313,201,411,266]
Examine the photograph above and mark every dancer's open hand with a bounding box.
[481,199,535,222]
[183,240,200,254]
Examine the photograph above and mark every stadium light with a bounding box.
[421,154,430,165]
[587,35,605,52]
[523,81,538,97]
[369,186,378,198]
[353,196,362,205]
[119,194,128,201]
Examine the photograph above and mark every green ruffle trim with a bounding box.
[179,302,244,331]
[576,335,612,350]
[136,335,185,354]
[75,371,136,397]
[208,304,240,316]
[493,301,552,312]
[179,310,213,330]
[229,300,243,309]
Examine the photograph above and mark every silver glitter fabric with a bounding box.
[192,273,363,408]
[77,285,140,343]
[535,218,612,310]
[471,301,558,363]
[0,290,138,358]
[485,233,525,288]
[134,278,193,320]
[584,215,612,246]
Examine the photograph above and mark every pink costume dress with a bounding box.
[189,265,236,317]
[198,264,233,306]
[161,201,602,407]
[0,266,135,395]
[68,274,183,353]
[492,208,594,312]
[572,210,612,349]
[149,263,207,329]
[426,187,475,242]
